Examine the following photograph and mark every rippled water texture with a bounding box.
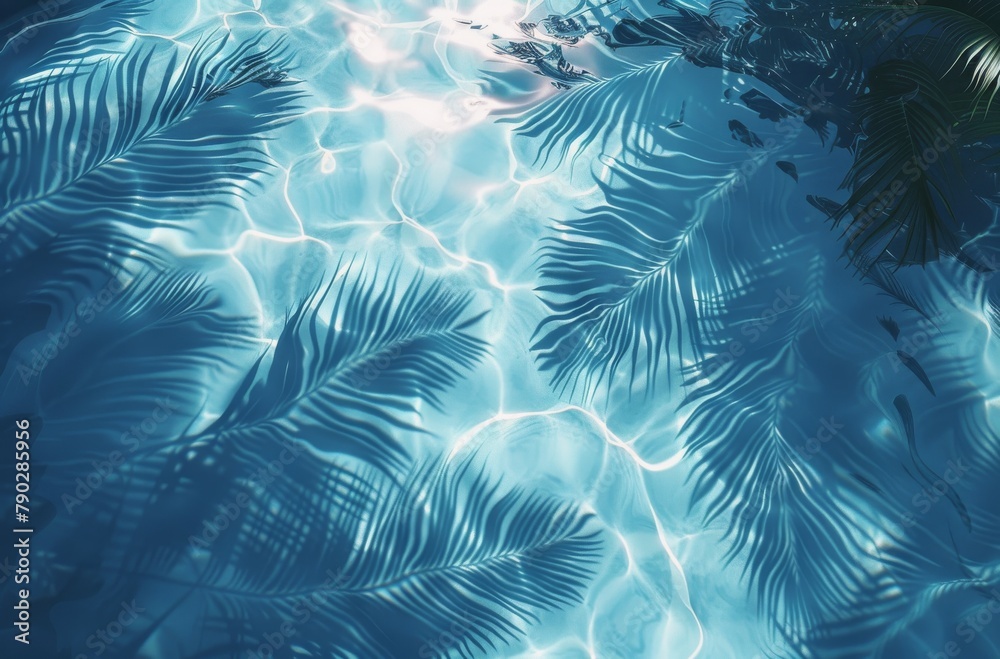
[6,0,1000,657]
[171,2,719,652]
[136,1,818,652]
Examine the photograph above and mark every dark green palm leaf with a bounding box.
[887,1,1000,113]
[834,61,964,266]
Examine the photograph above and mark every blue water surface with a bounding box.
[4,0,1000,657]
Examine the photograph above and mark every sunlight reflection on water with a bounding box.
[125,0,826,656]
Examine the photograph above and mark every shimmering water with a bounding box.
[6,0,1000,657]
[133,2,759,654]
[153,1,722,654]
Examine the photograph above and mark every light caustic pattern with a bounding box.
[126,0,767,656]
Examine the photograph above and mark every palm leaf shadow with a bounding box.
[511,59,675,170]
[832,61,965,266]
[531,145,765,401]
[0,0,151,94]
[81,457,603,658]
[681,252,886,629]
[0,31,304,265]
[18,265,597,659]
[194,258,490,473]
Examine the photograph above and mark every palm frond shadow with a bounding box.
[597,0,1000,267]
[0,12,299,372]
[531,146,764,402]
[508,0,1000,651]
[0,8,605,657]
[680,251,888,629]
[197,259,489,473]
[512,59,676,170]
[794,519,1000,657]
[832,61,966,266]
[876,1,1000,113]
[0,269,251,444]
[0,31,304,265]
[5,257,601,658]
[71,457,602,659]
[528,135,890,630]
[0,0,151,93]
[791,297,1000,657]
[532,157,699,400]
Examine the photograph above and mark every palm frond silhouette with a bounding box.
[4,261,597,657]
[0,32,302,265]
[0,6,603,657]
[198,261,489,472]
